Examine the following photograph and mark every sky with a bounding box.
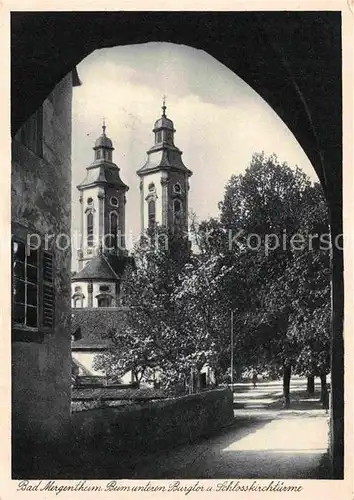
[71,42,318,268]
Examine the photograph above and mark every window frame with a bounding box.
[12,233,55,343]
[148,199,156,227]
[12,240,39,331]
[87,211,94,247]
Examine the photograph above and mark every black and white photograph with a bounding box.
[7,5,351,494]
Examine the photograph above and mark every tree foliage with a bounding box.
[94,152,331,399]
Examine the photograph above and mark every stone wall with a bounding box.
[56,387,233,478]
[11,73,73,477]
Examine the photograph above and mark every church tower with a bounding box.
[76,123,129,271]
[137,100,193,235]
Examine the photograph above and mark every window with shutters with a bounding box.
[13,241,39,328]
[12,239,55,340]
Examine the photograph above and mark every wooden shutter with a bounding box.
[42,251,54,328]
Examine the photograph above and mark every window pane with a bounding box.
[27,264,38,283]
[26,306,38,327]
[13,261,25,279]
[27,248,38,266]
[27,283,38,306]
[13,279,25,303]
[13,241,25,262]
[13,303,25,324]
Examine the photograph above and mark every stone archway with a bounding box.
[11,11,343,478]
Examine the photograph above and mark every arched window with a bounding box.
[97,296,112,308]
[148,200,156,227]
[109,211,118,248]
[104,149,112,161]
[173,199,182,222]
[87,212,94,247]
[73,297,83,308]
[156,131,162,143]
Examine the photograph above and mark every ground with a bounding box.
[116,377,330,479]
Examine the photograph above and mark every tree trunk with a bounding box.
[189,368,194,394]
[283,365,291,409]
[307,375,315,394]
[320,372,328,407]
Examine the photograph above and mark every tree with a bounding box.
[94,226,192,388]
[171,254,235,389]
[216,153,330,406]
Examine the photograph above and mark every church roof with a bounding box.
[94,122,114,149]
[137,101,193,177]
[71,307,128,350]
[72,254,134,281]
[77,162,129,191]
[154,115,174,131]
[94,134,113,149]
[137,146,192,176]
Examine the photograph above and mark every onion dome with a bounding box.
[94,121,114,151]
[153,98,175,132]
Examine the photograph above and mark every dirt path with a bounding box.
[122,379,329,479]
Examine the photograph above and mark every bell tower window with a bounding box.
[104,149,112,161]
[109,211,118,248]
[148,200,156,227]
[87,212,94,247]
[173,199,182,222]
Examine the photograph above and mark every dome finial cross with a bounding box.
[162,96,167,117]
[102,117,106,135]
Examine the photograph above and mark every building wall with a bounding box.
[78,184,127,269]
[166,169,189,232]
[11,73,73,459]
[72,351,133,383]
[140,170,190,234]
[72,351,105,376]
[72,280,119,308]
[79,186,101,266]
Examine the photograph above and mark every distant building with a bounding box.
[71,125,133,384]
[71,103,194,387]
